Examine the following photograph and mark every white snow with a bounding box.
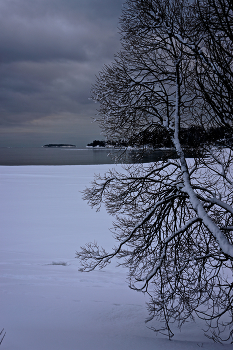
[0,165,232,350]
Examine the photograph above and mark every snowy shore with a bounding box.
[0,165,232,350]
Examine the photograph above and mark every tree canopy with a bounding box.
[77,0,233,342]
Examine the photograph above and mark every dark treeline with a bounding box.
[87,140,107,147]
[87,140,128,147]
[88,124,233,149]
[130,124,233,148]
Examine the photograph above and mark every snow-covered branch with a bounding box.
[137,217,201,291]
[78,0,233,342]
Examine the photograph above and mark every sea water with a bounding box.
[0,147,176,166]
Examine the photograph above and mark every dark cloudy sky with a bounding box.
[0,0,124,147]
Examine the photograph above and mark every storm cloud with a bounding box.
[0,0,124,147]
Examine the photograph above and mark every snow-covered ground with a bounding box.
[0,165,232,350]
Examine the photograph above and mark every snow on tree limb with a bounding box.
[77,0,233,342]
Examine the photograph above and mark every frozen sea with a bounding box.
[0,164,232,349]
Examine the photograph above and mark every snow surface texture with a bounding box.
[0,165,232,350]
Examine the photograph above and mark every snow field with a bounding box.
[0,165,232,349]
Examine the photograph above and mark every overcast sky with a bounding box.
[0,0,125,147]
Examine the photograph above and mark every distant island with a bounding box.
[43,144,76,148]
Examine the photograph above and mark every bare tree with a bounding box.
[77,0,233,342]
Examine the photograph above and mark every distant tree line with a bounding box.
[130,123,233,148]
[88,124,233,149]
[87,139,127,147]
[87,140,106,147]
